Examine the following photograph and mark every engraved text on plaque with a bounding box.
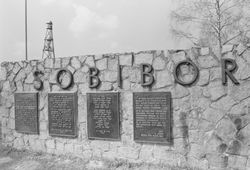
[133,92,171,143]
[87,93,120,140]
[48,92,77,138]
[15,92,39,134]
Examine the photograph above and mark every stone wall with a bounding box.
[1,44,250,169]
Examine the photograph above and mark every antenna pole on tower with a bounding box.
[42,21,55,59]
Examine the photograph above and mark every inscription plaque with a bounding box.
[15,92,39,134]
[87,92,120,140]
[133,92,171,143]
[48,92,77,138]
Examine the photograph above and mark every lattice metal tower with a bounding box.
[42,21,55,59]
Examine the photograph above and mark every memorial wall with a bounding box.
[1,44,250,169]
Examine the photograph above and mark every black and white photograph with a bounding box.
[1,0,250,169]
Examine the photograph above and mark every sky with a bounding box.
[0,0,190,62]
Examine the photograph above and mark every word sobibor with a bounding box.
[33,58,239,90]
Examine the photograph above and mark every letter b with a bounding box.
[141,63,154,87]
[89,67,101,88]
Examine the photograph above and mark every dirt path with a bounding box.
[0,145,200,170]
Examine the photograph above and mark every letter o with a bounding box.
[173,59,199,86]
[56,68,73,89]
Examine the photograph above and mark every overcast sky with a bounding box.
[0,0,190,62]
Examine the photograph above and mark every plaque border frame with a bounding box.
[87,92,120,141]
[48,91,78,138]
[133,92,172,144]
[14,92,39,135]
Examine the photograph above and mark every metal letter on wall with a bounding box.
[33,70,43,90]
[56,68,73,89]
[87,92,120,140]
[133,92,172,143]
[89,67,101,88]
[48,92,78,138]
[173,59,199,86]
[221,58,239,85]
[15,92,39,134]
[141,63,154,87]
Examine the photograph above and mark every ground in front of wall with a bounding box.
[0,145,200,170]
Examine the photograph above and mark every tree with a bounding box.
[171,0,250,57]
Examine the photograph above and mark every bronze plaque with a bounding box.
[48,92,77,138]
[15,92,39,134]
[133,92,171,143]
[87,92,120,140]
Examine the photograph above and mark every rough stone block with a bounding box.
[96,58,107,70]
[94,54,103,60]
[208,81,226,101]
[71,57,81,69]
[73,70,86,83]
[48,70,58,84]
[119,54,133,66]
[239,64,250,80]
[154,146,185,166]
[103,70,117,82]
[108,58,118,71]
[198,56,218,68]
[12,63,21,74]
[117,146,139,159]
[172,51,186,64]
[0,67,7,81]
[54,58,61,68]
[188,143,205,159]
[197,69,209,86]
[152,57,166,70]
[85,56,95,67]
[230,81,250,102]
[174,138,189,154]
[228,155,247,170]
[207,153,228,168]
[122,79,130,90]
[66,65,76,74]
[134,52,153,65]
[200,47,210,56]
[129,68,140,83]
[79,55,87,63]
[242,50,250,64]
[155,70,172,88]
[15,70,26,82]
[0,107,9,118]
[25,73,34,84]
[171,84,190,99]
[8,118,15,130]
[215,118,237,142]
[99,82,112,91]
[188,157,208,170]
[223,51,235,59]
[61,57,70,67]
[202,108,225,123]
[40,121,47,131]
[222,44,234,54]
[211,96,237,111]
[209,67,222,81]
